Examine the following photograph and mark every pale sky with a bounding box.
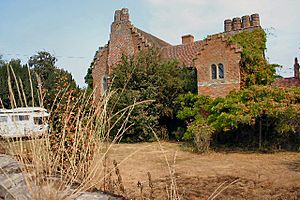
[1,0,299,87]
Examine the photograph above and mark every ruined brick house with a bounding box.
[272,58,300,88]
[92,8,263,98]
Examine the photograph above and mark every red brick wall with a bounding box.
[92,47,109,98]
[107,22,135,68]
[198,84,240,97]
[93,9,144,96]
[196,36,241,97]
[93,9,154,96]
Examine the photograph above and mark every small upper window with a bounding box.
[0,116,7,123]
[211,64,217,80]
[12,115,29,122]
[218,63,224,79]
[19,115,29,121]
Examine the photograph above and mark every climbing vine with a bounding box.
[229,29,277,88]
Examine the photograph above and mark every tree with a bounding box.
[29,51,57,72]
[0,55,4,66]
[84,57,97,92]
[109,49,196,142]
[208,86,300,149]
[84,62,93,92]
[176,86,300,150]
[28,51,78,109]
[175,93,214,152]
[0,59,38,108]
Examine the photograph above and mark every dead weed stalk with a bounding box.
[1,64,139,199]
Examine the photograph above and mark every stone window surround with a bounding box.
[211,63,225,80]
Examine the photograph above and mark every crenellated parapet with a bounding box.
[113,8,130,23]
[224,14,261,33]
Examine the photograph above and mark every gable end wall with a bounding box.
[195,37,241,97]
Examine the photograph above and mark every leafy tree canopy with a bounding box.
[0,51,78,109]
[109,49,197,142]
[0,59,38,108]
[176,86,300,150]
[208,85,300,133]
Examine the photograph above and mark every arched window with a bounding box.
[211,64,217,80]
[102,75,109,95]
[218,63,224,79]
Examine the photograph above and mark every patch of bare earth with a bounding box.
[107,142,300,199]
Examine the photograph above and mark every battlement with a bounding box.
[114,8,130,23]
[224,14,260,32]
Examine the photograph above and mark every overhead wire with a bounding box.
[0,52,90,60]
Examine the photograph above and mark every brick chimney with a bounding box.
[182,34,194,45]
[295,57,299,79]
[114,8,130,22]
[224,19,232,32]
[251,13,260,27]
[242,15,251,29]
[232,17,242,31]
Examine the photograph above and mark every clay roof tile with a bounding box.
[160,41,203,67]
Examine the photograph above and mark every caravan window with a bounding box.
[12,115,30,122]
[0,116,7,123]
[34,117,43,125]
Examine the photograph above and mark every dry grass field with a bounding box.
[1,140,299,199]
[106,142,300,199]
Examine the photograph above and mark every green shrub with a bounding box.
[191,123,214,152]
[176,86,300,150]
[109,49,197,142]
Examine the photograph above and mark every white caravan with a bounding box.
[0,107,49,138]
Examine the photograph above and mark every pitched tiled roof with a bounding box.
[272,77,300,88]
[135,28,171,48]
[160,41,203,67]
[129,24,171,48]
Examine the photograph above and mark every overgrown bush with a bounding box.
[176,93,214,152]
[176,86,300,151]
[109,49,197,142]
[188,123,214,152]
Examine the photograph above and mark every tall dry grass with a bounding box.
[0,64,139,199]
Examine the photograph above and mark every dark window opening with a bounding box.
[211,64,217,79]
[34,117,43,125]
[218,63,224,79]
[12,115,29,122]
[0,116,7,123]
[102,75,108,94]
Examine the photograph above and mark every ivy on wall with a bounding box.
[229,29,277,88]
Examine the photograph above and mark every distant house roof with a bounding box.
[272,77,300,88]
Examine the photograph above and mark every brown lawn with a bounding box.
[1,140,299,199]
[106,142,300,200]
